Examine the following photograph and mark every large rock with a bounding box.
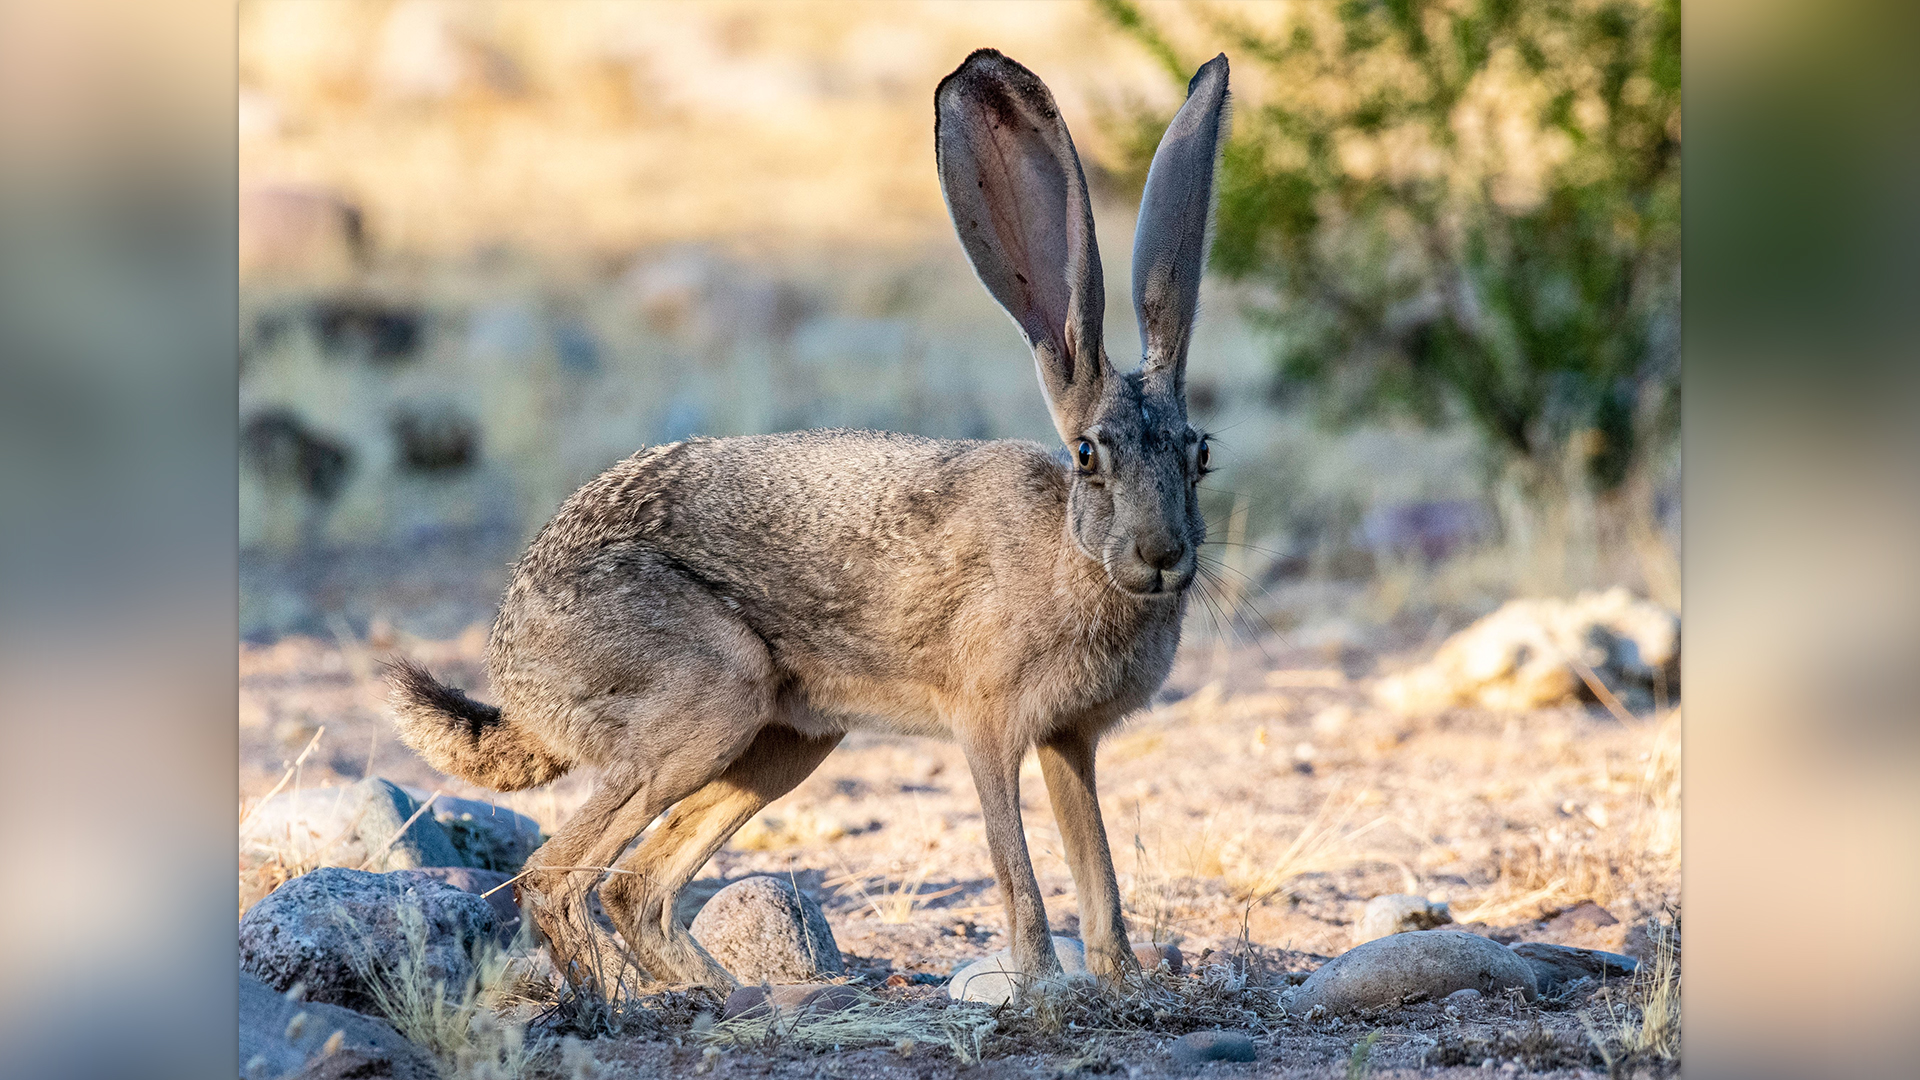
[239,973,439,1080]
[240,867,498,1013]
[946,937,1088,1005]
[1510,942,1637,996]
[404,867,520,945]
[1353,894,1453,944]
[688,875,845,984]
[1283,931,1537,1015]
[401,788,543,872]
[1374,588,1679,716]
[241,778,464,873]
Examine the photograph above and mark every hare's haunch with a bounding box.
[390,48,1231,997]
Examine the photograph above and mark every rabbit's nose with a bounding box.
[1136,535,1185,571]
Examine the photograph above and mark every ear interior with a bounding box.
[935,48,1106,440]
[1132,53,1231,403]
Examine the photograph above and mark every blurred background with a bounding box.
[237,0,1680,650]
[14,0,1920,1076]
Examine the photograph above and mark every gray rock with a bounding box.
[1133,941,1185,975]
[1445,988,1483,1004]
[239,973,438,1080]
[946,937,1088,1005]
[1169,1030,1256,1065]
[241,778,464,874]
[689,875,844,984]
[1510,941,1637,996]
[1283,931,1537,1015]
[721,983,861,1020]
[352,780,466,870]
[240,867,498,1014]
[401,788,543,872]
[404,867,520,945]
[1353,893,1453,944]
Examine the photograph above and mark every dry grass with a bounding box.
[336,900,551,1080]
[1583,911,1682,1076]
[1453,707,1681,926]
[697,987,998,1064]
[1223,789,1409,905]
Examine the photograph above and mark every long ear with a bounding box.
[1132,53,1230,403]
[936,49,1106,442]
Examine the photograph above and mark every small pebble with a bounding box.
[1169,1030,1256,1065]
[721,983,859,1020]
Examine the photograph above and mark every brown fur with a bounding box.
[388,48,1231,997]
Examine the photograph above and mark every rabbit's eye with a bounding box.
[1196,437,1211,471]
[1074,440,1097,471]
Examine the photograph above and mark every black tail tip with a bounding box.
[382,655,500,731]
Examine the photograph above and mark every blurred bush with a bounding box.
[1101,0,1680,499]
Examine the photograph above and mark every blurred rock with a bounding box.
[1357,500,1495,564]
[1445,988,1482,1004]
[351,780,466,870]
[391,403,479,473]
[1132,941,1185,975]
[240,867,498,1013]
[1282,931,1537,1015]
[239,186,367,281]
[1374,588,1680,716]
[242,409,354,502]
[1353,894,1454,944]
[1169,1030,1257,1065]
[400,788,543,872]
[405,867,520,945]
[947,937,1088,1005]
[721,983,861,1020]
[1545,900,1619,934]
[1510,942,1637,996]
[239,973,437,1080]
[689,876,845,984]
[241,778,464,874]
[310,300,423,364]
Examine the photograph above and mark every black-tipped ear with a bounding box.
[1132,53,1230,404]
[936,48,1106,443]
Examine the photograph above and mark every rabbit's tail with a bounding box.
[385,657,569,792]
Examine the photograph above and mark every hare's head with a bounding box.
[936,49,1230,598]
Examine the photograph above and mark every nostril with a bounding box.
[1136,538,1184,572]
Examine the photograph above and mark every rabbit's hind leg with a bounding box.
[517,763,654,999]
[601,724,844,989]
[513,556,783,997]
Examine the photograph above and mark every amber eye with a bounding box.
[1196,437,1211,471]
[1075,439,1096,471]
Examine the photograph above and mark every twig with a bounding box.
[479,865,639,900]
[1565,653,1640,727]
[359,790,441,870]
[239,726,326,830]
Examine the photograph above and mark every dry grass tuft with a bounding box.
[1583,910,1682,1077]
[1223,789,1408,905]
[336,901,549,1079]
[697,987,998,1064]
[1454,708,1680,926]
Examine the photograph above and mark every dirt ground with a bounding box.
[239,605,1680,1079]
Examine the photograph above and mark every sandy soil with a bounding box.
[239,618,1679,1078]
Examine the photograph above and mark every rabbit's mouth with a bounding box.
[1103,541,1197,599]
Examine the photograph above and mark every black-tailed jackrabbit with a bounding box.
[390,48,1230,997]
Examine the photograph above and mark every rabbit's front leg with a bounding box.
[1037,729,1139,984]
[962,729,1062,989]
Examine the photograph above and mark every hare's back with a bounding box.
[524,429,1065,598]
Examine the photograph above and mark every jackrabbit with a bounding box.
[390,47,1231,996]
